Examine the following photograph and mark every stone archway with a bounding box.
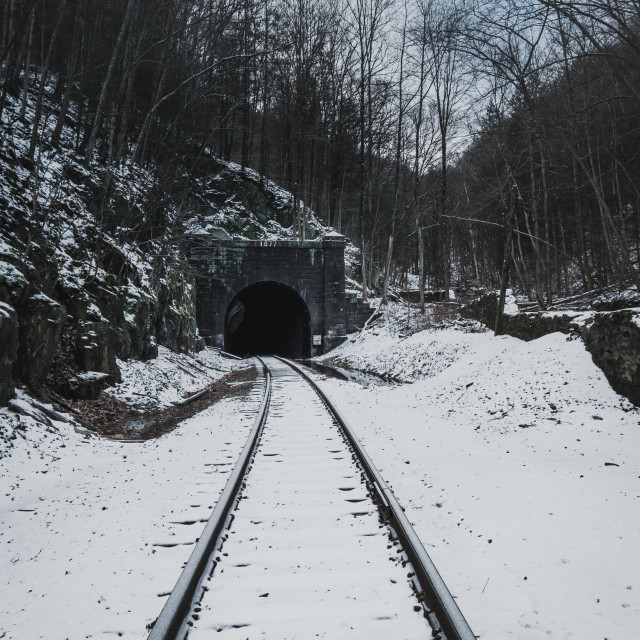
[224,281,311,358]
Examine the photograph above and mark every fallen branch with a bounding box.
[171,387,209,407]
[488,402,515,421]
[456,382,474,401]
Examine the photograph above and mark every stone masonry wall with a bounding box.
[189,237,348,356]
[582,310,640,406]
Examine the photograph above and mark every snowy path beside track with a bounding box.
[0,375,265,639]
[314,330,640,640]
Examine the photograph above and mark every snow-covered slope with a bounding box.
[310,314,640,640]
[0,357,262,638]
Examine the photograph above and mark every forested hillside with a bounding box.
[2,5,640,636]
[1,0,639,303]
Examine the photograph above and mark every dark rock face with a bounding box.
[0,303,19,404]
[75,321,121,383]
[16,295,67,392]
[122,291,158,361]
[582,311,640,406]
[0,260,29,308]
[0,268,203,406]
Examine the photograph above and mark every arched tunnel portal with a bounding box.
[189,237,374,357]
[224,281,311,358]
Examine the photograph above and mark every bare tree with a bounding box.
[351,0,393,301]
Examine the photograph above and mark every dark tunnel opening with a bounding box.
[224,282,311,358]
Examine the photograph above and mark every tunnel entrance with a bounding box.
[224,282,311,358]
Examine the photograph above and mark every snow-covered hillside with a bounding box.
[0,80,348,411]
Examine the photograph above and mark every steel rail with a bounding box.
[147,360,272,640]
[280,356,477,640]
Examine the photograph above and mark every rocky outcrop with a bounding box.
[581,310,640,406]
[0,258,204,405]
[461,291,582,340]
[121,290,158,361]
[0,303,18,404]
[75,321,121,382]
[461,291,640,406]
[16,295,67,393]
[64,371,112,400]
[0,259,29,308]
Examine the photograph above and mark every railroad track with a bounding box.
[148,356,475,640]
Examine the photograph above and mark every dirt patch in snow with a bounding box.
[44,366,257,440]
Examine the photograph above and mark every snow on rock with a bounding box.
[503,288,519,315]
[6,398,53,427]
[312,328,640,640]
[75,371,111,382]
[322,301,486,382]
[0,301,14,318]
[105,346,239,412]
[0,260,28,290]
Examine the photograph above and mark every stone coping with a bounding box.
[188,236,346,249]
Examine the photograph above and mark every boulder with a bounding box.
[582,310,640,406]
[0,302,19,404]
[75,320,121,383]
[64,371,111,400]
[16,294,66,392]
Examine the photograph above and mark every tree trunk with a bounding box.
[17,9,34,121]
[495,189,515,335]
[83,0,135,161]
[28,0,69,159]
[418,223,425,313]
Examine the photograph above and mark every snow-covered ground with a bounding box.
[0,355,262,639]
[314,316,640,639]
[1,308,639,639]
[105,345,240,412]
